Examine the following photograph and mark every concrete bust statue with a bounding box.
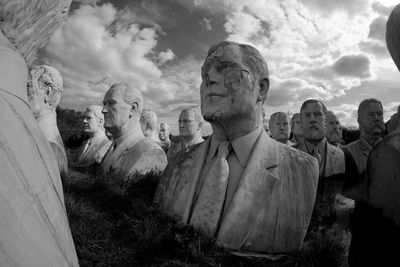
[140,108,161,143]
[155,41,319,254]
[166,108,204,161]
[269,112,293,145]
[27,64,68,177]
[75,105,111,168]
[100,83,167,182]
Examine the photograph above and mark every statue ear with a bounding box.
[129,102,139,117]
[258,77,269,103]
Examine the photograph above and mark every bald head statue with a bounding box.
[269,112,290,144]
[102,83,143,138]
[28,65,63,118]
[200,41,269,139]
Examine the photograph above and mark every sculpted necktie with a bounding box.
[312,146,322,166]
[189,141,231,236]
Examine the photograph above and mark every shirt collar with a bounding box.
[113,126,143,148]
[206,127,262,167]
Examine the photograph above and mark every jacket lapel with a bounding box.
[217,131,280,249]
[157,137,210,223]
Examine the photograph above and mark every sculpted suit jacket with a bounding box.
[100,127,168,182]
[294,139,345,232]
[155,130,319,253]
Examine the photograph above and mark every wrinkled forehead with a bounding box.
[104,87,123,101]
[180,110,196,120]
[272,113,289,123]
[303,102,324,112]
[202,44,248,74]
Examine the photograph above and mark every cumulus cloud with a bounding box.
[299,0,369,16]
[158,49,175,64]
[200,18,213,30]
[371,1,394,16]
[45,3,165,109]
[332,54,371,78]
[368,16,387,41]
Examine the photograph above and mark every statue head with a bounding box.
[300,99,328,143]
[291,113,303,137]
[386,4,400,72]
[269,112,290,144]
[102,83,143,137]
[27,65,63,118]
[178,108,203,140]
[325,111,343,145]
[83,105,105,136]
[158,122,171,141]
[200,41,269,129]
[357,98,385,141]
[386,105,400,134]
[140,109,158,138]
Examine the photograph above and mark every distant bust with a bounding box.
[158,122,172,151]
[140,109,161,143]
[28,64,68,177]
[156,41,319,254]
[325,111,343,147]
[290,113,303,145]
[166,108,204,161]
[269,112,293,145]
[100,83,167,182]
[74,105,111,170]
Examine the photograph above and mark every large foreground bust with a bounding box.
[0,0,78,265]
[155,41,319,254]
[100,83,167,181]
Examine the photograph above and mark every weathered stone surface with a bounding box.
[0,0,71,67]
[0,43,78,266]
[28,65,68,177]
[156,41,319,254]
[100,83,167,182]
[387,4,400,72]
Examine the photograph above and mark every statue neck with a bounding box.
[181,133,202,146]
[211,112,261,142]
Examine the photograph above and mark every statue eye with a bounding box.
[217,63,228,72]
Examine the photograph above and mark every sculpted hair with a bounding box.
[180,108,203,124]
[140,109,158,131]
[291,113,300,129]
[30,65,63,110]
[269,112,288,130]
[300,99,328,116]
[86,105,104,122]
[160,122,170,131]
[206,41,269,102]
[109,83,143,113]
[357,98,383,118]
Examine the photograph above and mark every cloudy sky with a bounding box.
[39,0,400,134]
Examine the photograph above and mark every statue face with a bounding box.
[292,115,303,136]
[326,114,342,143]
[178,110,200,138]
[270,113,290,143]
[358,102,385,137]
[158,123,170,141]
[83,111,101,134]
[301,102,326,142]
[102,88,132,135]
[200,44,258,123]
[27,68,48,118]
